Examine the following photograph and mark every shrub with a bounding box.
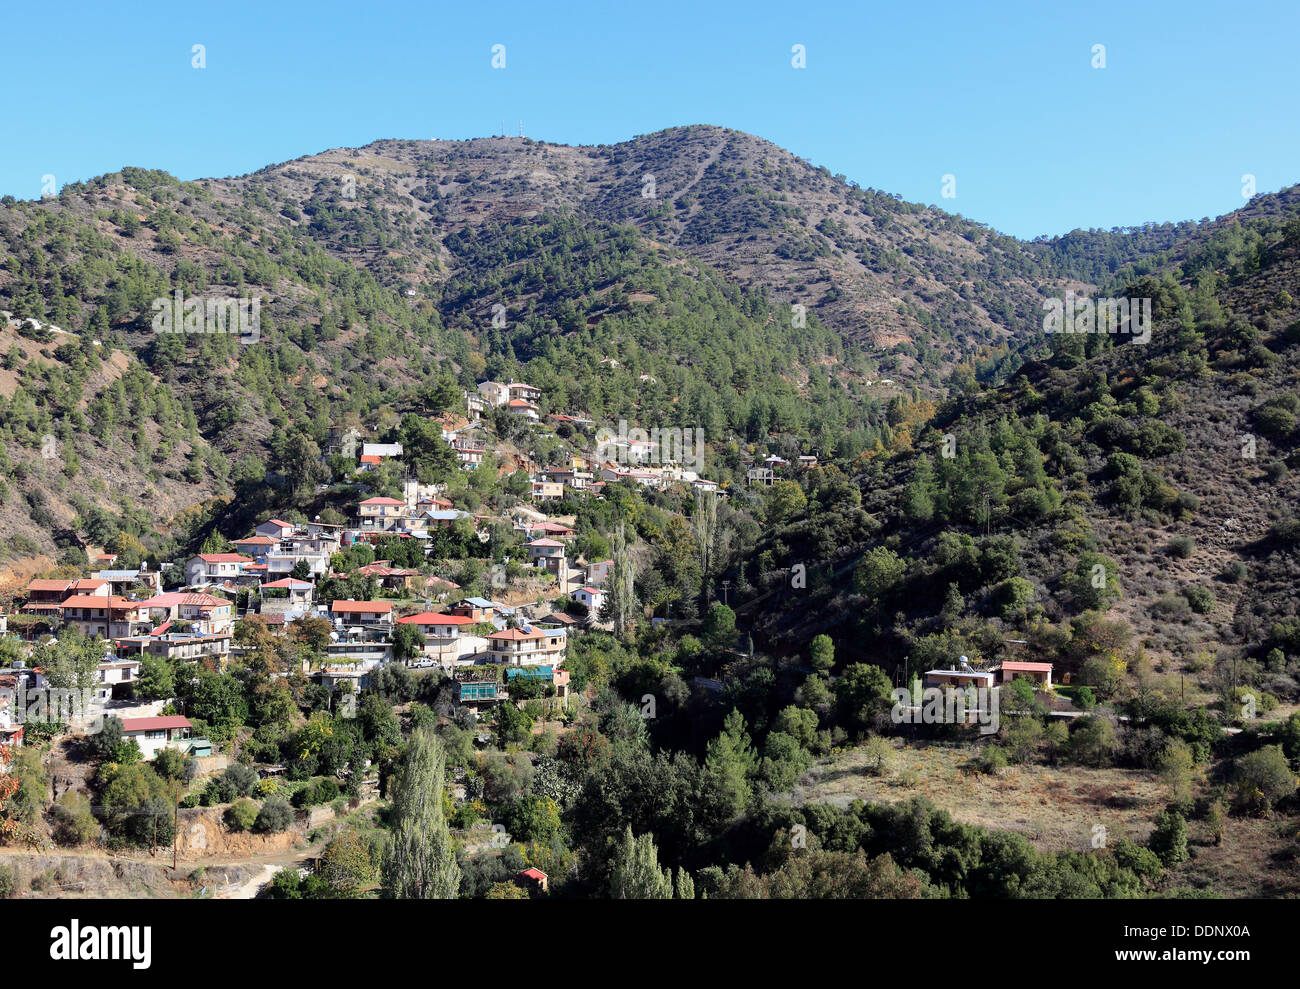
[976,746,1008,775]
[254,794,294,833]
[1182,585,1215,614]
[1232,745,1296,814]
[1221,560,1247,583]
[0,865,14,899]
[224,798,259,832]
[1166,536,1195,559]
[860,735,895,777]
[52,791,100,846]
[1148,811,1189,866]
[222,763,259,798]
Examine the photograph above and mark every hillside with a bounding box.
[0,123,1296,590]
[743,202,1300,705]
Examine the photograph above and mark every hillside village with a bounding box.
[1,120,1299,905]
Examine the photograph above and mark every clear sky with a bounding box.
[3,0,1296,239]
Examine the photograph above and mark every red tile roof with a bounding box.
[195,553,252,564]
[26,579,73,592]
[121,716,192,733]
[331,600,393,614]
[398,612,476,625]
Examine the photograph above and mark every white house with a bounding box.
[186,553,252,587]
[573,586,606,616]
[119,715,194,760]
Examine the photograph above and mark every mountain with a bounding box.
[0,124,1296,597]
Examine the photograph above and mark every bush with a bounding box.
[0,865,14,899]
[1182,585,1215,614]
[1221,560,1247,583]
[976,746,1008,775]
[222,763,259,798]
[292,777,341,808]
[224,798,259,832]
[254,794,294,833]
[52,791,100,846]
[1148,810,1189,865]
[1232,745,1296,814]
[1166,536,1195,559]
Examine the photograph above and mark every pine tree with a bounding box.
[382,729,461,899]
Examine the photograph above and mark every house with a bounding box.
[120,715,193,760]
[448,598,502,623]
[486,625,567,667]
[115,631,233,665]
[234,534,279,559]
[58,595,149,639]
[313,667,375,693]
[361,442,403,460]
[531,481,564,501]
[91,568,162,596]
[325,425,362,457]
[259,577,314,615]
[586,559,613,585]
[137,592,234,635]
[537,612,580,629]
[453,679,508,709]
[507,382,542,404]
[330,600,394,627]
[355,562,425,592]
[396,612,488,665]
[186,553,252,587]
[507,398,540,421]
[514,867,549,894]
[526,538,565,563]
[92,656,141,702]
[529,521,576,539]
[453,445,485,470]
[922,669,996,691]
[573,586,605,617]
[358,497,405,530]
[256,519,297,540]
[477,381,511,408]
[22,579,77,616]
[995,661,1053,688]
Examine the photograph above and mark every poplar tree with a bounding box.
[382,729,461,899]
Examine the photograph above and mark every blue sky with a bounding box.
[3,0,1296,238]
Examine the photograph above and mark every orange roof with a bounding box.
[26,579,72,592]
[235,535,277,545]
[1001,661,1053,672]
[60,595,139,609]
[360,497,404,506]
[196,553,252,563]
[331,600,393,614]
